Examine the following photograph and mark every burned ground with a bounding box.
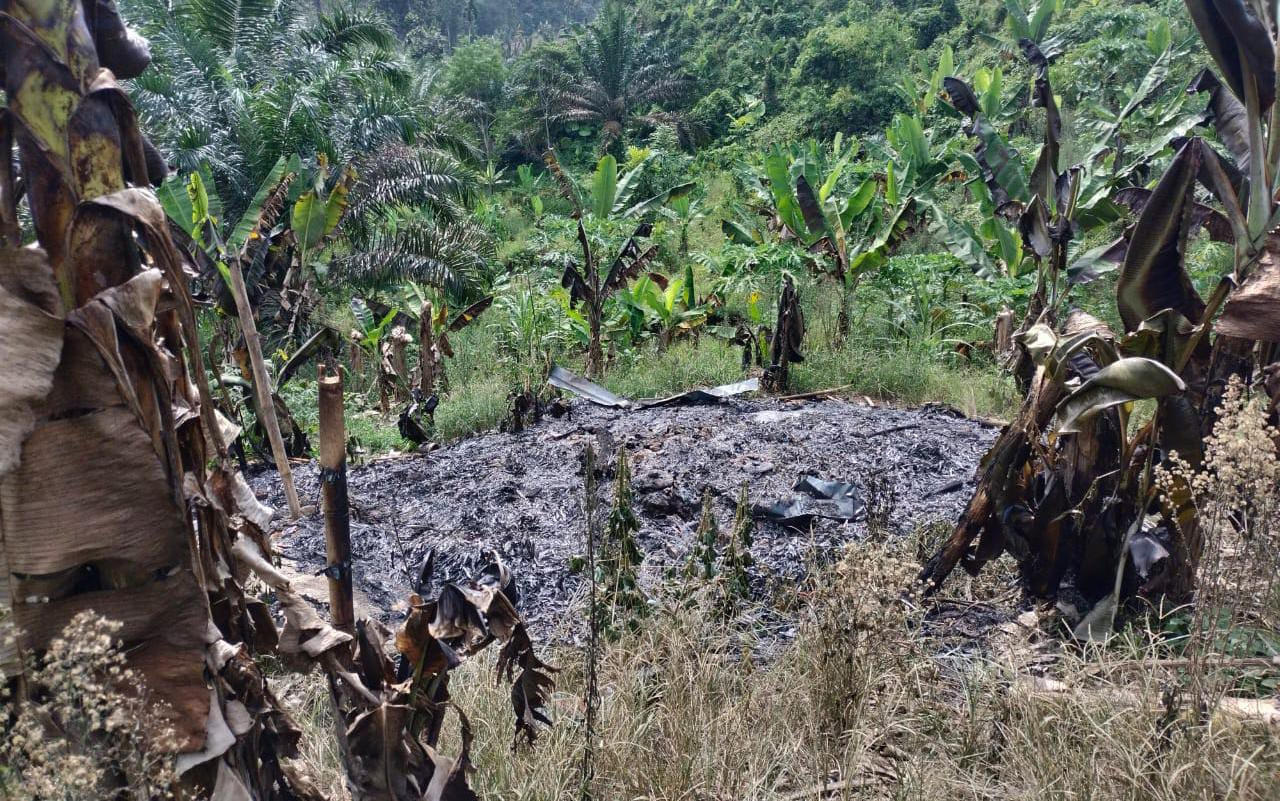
[255,397,998,634]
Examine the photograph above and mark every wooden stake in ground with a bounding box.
[318,369,354,634]
[419,299,436,395]
[226,258,302,518]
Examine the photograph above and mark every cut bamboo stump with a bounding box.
[226,258,302,518]
[318,370,354,634]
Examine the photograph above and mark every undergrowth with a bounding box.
[0,613,178,800]
[283,535,1279,800]
[279,276,1019,457]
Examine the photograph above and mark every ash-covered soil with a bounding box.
[254,397,998,634]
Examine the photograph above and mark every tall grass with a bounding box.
[283,536,1279,800]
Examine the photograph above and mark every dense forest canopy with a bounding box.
[120,0,1205,201]
[107,0,1230,419]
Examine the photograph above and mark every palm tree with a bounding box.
[122,0,428,215]
[336,142,494,293]
[127,0,490,318]
[556,1,689,156]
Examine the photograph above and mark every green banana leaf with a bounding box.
[1056,357,1186,434]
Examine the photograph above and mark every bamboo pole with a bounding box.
[226,259,302,518]
[318,369,354,634]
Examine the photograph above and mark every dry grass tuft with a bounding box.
[0,612,178,800]
[269,667,352,801]
[413,536,1277,800]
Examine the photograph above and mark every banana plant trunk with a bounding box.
[587,299,605,378]
[419,300,437,395]
[586,253,604,378]
[0,1,317,796]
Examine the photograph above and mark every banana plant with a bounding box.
[1001,0,1060,47]
[291,158,355,280]
[159,156,308,475]
[633,266,713,348]
[545,151,693,376]
[662,191,707,258]
[157,154,296,285]
[479,160,508,196]
[760,125,953,336]
[0,3,321,793]
[283,158,355,339]
[926,0,1280,640]
[401,281,494,395]
[755,139,874,335]
[515,163,546,218]
[349,298,400,357]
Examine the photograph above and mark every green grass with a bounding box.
[281,337,1016,457]
[274,259,1020,456]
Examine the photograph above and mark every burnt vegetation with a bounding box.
[1,0,1279,799]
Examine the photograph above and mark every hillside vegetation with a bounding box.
[1,0,1278,799]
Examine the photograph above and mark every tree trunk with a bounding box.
[921,365,1067,589]
[587,296,605,379]
[226,256,302,517]
[0,2,318,796]
[994,306,1014,357]
[835,280,850,344]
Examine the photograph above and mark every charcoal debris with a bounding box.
[254,398,996,633]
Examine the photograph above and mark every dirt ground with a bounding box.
[255,396,999,634]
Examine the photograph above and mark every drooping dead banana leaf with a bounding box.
[430,584,492,650]
[448,295,493,332]
[0,2,321,798]
[1116,138,1206,333]
[1184,0,1276,112]
[942,77,982,117]
[795,175,827,239]
[1216,248,1280,341]
[560,258,592,307]
[395,556,556,752]
[603,238,659,295]
[1111,186,1234,243]
[1067,236,1128,285]
[1187,68,1252,171]
[1022,38,1062,204]
[496,623,558,747]
[346,703,430,801]
[421,705,479,801]
[1,266,211,744]
[0,248,63,476]
[510,663,556,747]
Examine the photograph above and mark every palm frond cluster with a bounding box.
[122,0,427,202]
[121,0,492,292]
[339,144,493,292]
[554,1,690,152]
